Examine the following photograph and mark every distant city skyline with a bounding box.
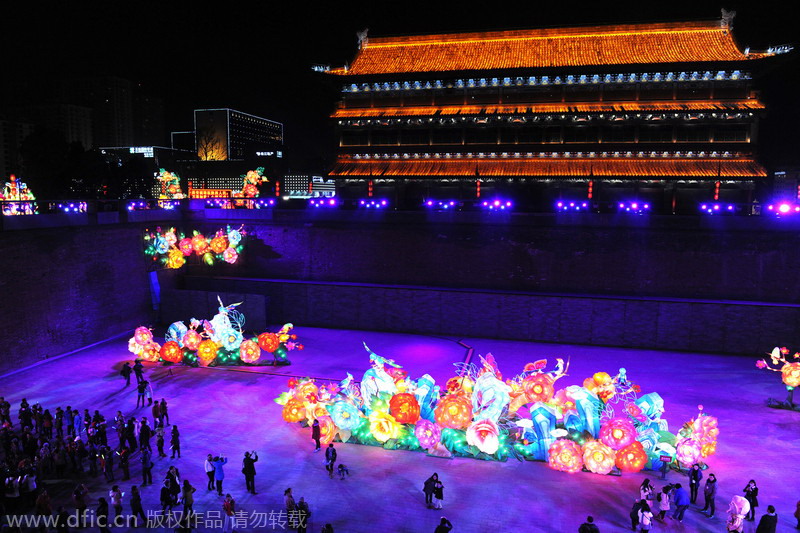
[5,2,800,172]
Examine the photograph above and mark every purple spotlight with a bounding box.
[381,200,387,205]
[494,200,500,206]
[779,203,791,214]
[618,203,624,209]
[426,201,433,206]
[644,204,650,209]
[701,204,707,210]
[632,203,638,209]
[727,205,734,211]
[557,202,563,208]
[713,205,720,210]
[482,201,488,206]
[360,200,365,205]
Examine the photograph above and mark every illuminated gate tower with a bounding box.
[327,14,789,212]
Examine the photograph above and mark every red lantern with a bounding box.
[191,234,208,255]
[434,394,472,429]
[160,341,183,363]
[523,374,555,403]
[282,398,306,423]
[257,332,281,353]
[389,393,421,424]
[196,340,218,367]
[615,441,648,473]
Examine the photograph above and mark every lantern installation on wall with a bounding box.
[143,225,246,269]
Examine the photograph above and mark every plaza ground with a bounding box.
[2,327,797,532]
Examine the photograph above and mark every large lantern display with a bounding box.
[273,347,719,475]
[127,297,302,368]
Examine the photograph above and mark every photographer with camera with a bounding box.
[242,451,258,494]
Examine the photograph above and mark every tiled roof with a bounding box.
[330,157,766,178]
[334,21,767,75]
[333,100,764,118]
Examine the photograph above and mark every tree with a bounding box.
[196,127,226,161]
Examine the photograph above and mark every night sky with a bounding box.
[7,1,800,171]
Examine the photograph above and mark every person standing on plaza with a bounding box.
[638,502,654,532]
[756,505,777,533]
[119,445,131,481]
[133,359,145,383]
[671,483,690,522]
[701,473,718,518]
[170,426,181,458]
[136,381,147,408]
[156,425,166,457]
[144,380,154,406]
[578,516,600,533]
[434,517,453,533]
[152,401,161,427]
[424,473,438,508]
[324,443,337,479]
[222,494,236,533]
[160,479,176,517]
[311,419,321,452]
[121,362,133,387]
[72,409,84,436]
[139,418,153,453]
[689,463,703,504]
[182,479,196,519]
[242,451,258,494]
[744,480,759,521]
[96,497,112,533]
[629,499,644,530]
[639,479,654,502]
[296,496,310,533]
[160,399,169,426]
[108,485,123,526]
[65,406,74,438]
[141,447,153,486]
[212,454,228,496]
[432,478,444,510]
[284,487,296,515]
[129,485,146,526]
[204,453,215,490]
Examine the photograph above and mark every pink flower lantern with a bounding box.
[466,419,500,455]
[547,439,584,474]
[414,419,441,449]
[599,418,637,450]
[582,441,616,475]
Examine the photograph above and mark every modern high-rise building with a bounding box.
[60,76,135,147]
[326,15,789,211]
[194,108,283,162]
[13,103,93,149]
[0,118,34,179]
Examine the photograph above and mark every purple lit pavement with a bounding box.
[2,327,797,532]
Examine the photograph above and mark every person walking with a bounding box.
[145,381,154,406]
[701,473,718,518]
[121,362,133,387]
[434,517,453,533]
[222,494,236,533]
[129,485,146,527]
[756,505,777,533]
[182,480,196,519]
[324,443,337,479]
[156,425,166,457]
[578,516,600,533]
[424,473,438,508]
[170,426,181,458]
[119,445,131,481]
[212,454,228,496]
[689,463,703,504]
[671,483,690,522]
[656,485,671,522]
[242,451,258,494]
[204,454,216,490]
[311,419,321,451]
[744,480,759,521]
[638,502,654,532]
[141,447,153,486]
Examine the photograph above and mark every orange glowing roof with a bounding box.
[330,157,766,178]
[335,21,767,75]
[333,100,764,118]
